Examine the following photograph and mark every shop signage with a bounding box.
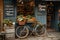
[4,0,15,17]
[38,4,47,15]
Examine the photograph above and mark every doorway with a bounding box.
[47,1,60,31]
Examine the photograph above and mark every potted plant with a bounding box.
[58,22,60,32]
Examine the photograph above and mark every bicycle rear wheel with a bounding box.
[16,25,29,38]
[35,24,45,36]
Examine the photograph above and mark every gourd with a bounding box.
[28,17,36,22]
[26,15,36,23]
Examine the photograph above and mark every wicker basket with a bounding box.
[18,20,26,25]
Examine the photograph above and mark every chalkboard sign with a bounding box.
[4,5,15,17]
[3,0,16,22]
[4,0,15,17]
[38,4,47,15]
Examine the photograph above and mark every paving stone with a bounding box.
[39,37,51,40]
[28,37,38,40]
[44,38,52,40]
[47,33,56,38]
[5,32,60,40]
[15,38,28,40]
[58,38,60,40]
[37,37,44,40]
[52,38,59,40]
[6,37,15,40]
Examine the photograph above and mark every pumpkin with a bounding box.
[27,17,36,23]
[26,15,36,23]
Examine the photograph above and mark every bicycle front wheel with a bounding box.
[16,26,29,38]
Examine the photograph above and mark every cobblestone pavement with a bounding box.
[6,32,60,40]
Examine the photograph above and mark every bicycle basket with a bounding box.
[18,20,26,25]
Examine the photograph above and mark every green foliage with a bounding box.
[26,15,32,19]
[17,15,24,21]
[3,19,9,24]
[3,19,13,24]
[17,15,23,18]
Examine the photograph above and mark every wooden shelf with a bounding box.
[17,4,24,6]
[17,0,35,16]
[17,10,24,12]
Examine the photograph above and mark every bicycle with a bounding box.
[16,21,45,38]
[16,15,45,38]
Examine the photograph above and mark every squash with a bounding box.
[27,17,36,23]
[26,15,36,23]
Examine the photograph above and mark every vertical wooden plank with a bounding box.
[0,0,3,31]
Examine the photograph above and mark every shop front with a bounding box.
[3,0,47,38]
[1,0,60,39]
